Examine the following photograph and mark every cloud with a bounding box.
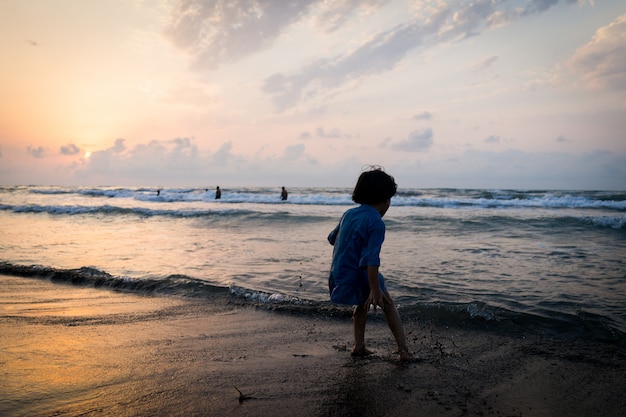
[60,144,81,156]
[110,138,126,153]
[261,0,571,111]
[77,137,205,183]
[521,0,561,16]
[281,143,306,160]
[413,111,432,121]
[316,127,343,138]
[69,137,326,186]
[312,0,389,33]
[472,55,499,72]
[298,127,351,139]
[483,134,512,144]
[413,148,626,190]
[389,128,433,152]
[9,137,626,189]
[165,0,391,71]
[555,135,570,143]
[211,141,236,166]
[165,0,318,70]
[262,21,428,111]
[165,0,574,111]
[566,14,626,91]
[485,0,579,27]
[27,146,46,158]
[169,137,199,160]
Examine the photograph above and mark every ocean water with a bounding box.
[1,186,625,338]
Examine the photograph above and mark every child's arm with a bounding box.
[364,265,391,310]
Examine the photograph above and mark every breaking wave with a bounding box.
[1,262,622,342]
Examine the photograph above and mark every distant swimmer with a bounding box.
[215,186,221,199]
[281,186,288,201]
[157,188,161,196]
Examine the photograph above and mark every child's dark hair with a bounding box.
[352,167,397,205]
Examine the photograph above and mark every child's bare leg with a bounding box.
[352,304,373,356]
[382,294,414,361]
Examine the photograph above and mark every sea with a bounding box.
[1,185,625,339]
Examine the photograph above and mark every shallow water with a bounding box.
[1,186,624,335]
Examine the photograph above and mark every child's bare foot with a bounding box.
[397,348,418,362]
[351,346,374,357]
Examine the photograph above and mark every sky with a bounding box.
[1,0,625,190]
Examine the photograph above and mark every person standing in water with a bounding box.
[281,186,288,201]
[327,167,414,361]
[215,186,221,199]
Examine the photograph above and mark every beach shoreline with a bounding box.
[1,274,625,417]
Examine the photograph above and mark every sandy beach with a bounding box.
[1,274,625,417]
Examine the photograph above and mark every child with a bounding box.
[328,167,414,361]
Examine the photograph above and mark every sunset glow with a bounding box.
[1,0,625,189]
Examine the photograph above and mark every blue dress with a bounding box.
[328,204,387,305]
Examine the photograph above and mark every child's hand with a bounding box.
[364,289,391,311]
[365,265,390,310]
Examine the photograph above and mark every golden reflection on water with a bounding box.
[0,275,186,413]
[0,210,331,298]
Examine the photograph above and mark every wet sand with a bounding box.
[1,274,625,417]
